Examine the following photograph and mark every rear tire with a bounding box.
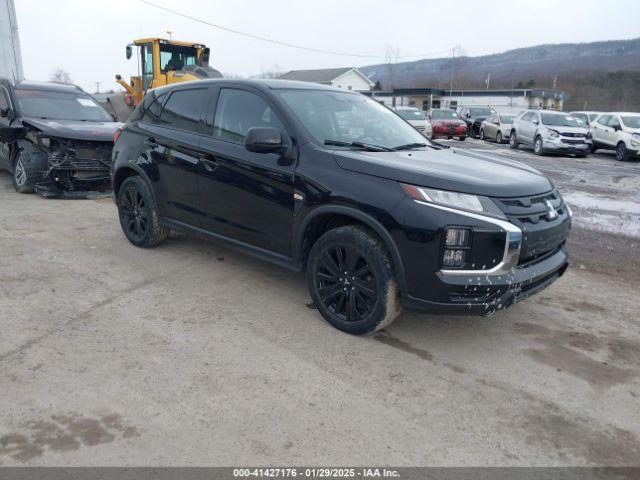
[479,129,485,141]
[458,136,466,141]
[509,132,518,149]
[117,176,169,248]
[307,226,401,335]
[616,142,629,161]
[11,145,47,194]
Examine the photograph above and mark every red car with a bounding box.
[429,109,467,140]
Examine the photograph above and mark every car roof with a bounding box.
[395,106,419,110]
[154,78,349,94]
[12,79,86,93]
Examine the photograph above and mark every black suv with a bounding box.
[112,79,571,335]
[0,79,121,196]
[457,106,495,139]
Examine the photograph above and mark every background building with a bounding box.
[278,67,374,92]
[366,87,567,111]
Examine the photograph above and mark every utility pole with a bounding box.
[449,46,460,108]
[510,68,515,107]
[94,81,101,94]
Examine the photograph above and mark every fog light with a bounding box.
[442,249,466,268]
[445,228,470,247]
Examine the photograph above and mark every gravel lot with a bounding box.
[0,140,639,466]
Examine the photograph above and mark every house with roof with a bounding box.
[278,67,374,92]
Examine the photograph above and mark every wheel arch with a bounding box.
[113,164,151,197]
[296,205,407,293]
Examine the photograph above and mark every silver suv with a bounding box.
[510,110,592,157]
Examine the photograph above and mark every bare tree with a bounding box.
[257,63,284,79]
[385,45,401,89]
[50,68,73,84]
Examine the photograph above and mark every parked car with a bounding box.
[394,106,432,139]
[590,112,640,161]
[480,113,515,143]
[428,109,467,140]
[569,111,603,128]
[509,110,592,157]
[457,106,496,139]
[0,79,121,196]
[113,79,571,335]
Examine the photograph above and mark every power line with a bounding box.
[137,0,451,60]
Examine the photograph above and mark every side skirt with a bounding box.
[161,217,303,273]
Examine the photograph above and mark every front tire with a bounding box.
[307,226,401,335]
[616,142,630,161]
[117,176,169,248]
[11,146,47,194]
[496,131,503,144]
[479,129,485,141]
[509,131,518,149]
[534,135,544,156]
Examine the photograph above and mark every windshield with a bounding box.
[469,107,492,117]
[277,90,429,149]
[541,113,581,127]
[572,113,588,123]
[499,115,515,124]
[397,109,426,121]
[160,44,198,72]
[15,89,113,122]
[431,110,459,120]
[621,116,640,128]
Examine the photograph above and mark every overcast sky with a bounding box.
[14,0,640,92]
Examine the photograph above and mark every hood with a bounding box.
[332,147,552,197]
[543,125,589,135]
[22,118,122,142]
[407,119,429,128]
[624,127,640,134]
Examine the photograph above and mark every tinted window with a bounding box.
[159,88,207,132]
[141,92,168,123]
[0,89,8,110]
[541,113,580,127]
[213,88,285,143]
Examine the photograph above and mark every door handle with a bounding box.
[201,157,218,172]
[144,137,158,148]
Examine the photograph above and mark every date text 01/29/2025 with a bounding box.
[232,467,400,478]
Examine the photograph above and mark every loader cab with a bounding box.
[117,38,217,107]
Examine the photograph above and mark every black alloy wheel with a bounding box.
[307,226,400,334]
[117,176,169,247]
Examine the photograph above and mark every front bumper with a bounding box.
[401,246,569,314]
[543,137,591,154]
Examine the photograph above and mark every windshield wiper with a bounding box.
[324,139,394,152]
[392,142,427,151]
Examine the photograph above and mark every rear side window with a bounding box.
[0,88,9,110]
[138,92,167,124]
[159,88,207,132]
[213,88,285,144]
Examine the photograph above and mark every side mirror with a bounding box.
[126,45,133,60]
[245,127,283,154]
[613,124,621,131]
[532,119,539,125]
[201,47,211,66]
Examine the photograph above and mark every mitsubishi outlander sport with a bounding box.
[112,80,571,335]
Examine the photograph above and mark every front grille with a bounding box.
[48,141,112,172]
[561,132,587,138]
[493,189,571,265]
[561,139,586,145]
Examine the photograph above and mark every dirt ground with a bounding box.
[0,140,639,466]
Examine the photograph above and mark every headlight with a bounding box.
[632,133,640,144]
[40,137,51,148]
[401,184,484,212]
[548,129,560,138]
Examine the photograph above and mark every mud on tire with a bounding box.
[307,225,401,335]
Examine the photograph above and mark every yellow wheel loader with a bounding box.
[115,38,222,108]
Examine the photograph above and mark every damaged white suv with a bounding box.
[509,110,592,157]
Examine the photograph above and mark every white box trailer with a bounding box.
[0,0,23,83]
